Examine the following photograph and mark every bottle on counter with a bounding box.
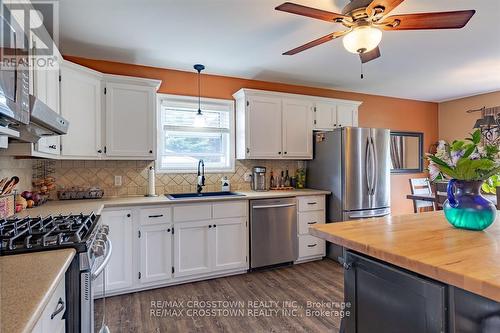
[269,170,276,189]
[284,169,290,187]
[280,171,285,187]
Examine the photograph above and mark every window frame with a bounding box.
[156,94,236,174]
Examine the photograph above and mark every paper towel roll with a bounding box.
[148,166,156,196]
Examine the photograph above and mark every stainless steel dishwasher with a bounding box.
[250,198,298,269]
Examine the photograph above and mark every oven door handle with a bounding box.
[92,239,113,280]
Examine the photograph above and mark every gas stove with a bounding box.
[0,212,111,333]
[0,212,100,255]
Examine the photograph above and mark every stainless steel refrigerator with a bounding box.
[307,127,391,258]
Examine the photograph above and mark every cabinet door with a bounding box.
[60,62,103,158]
[31,34,60,155]
[173,220,212,277]
[212,218,247,272]
[105,82,155,158]
[337,104,358,127]
[282,98,313,159]
[139,224,172,284]
[246,95,282,158]
[98,210,134,292]
[314,102,335,130]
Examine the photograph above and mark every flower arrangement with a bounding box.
[427,130,500,183]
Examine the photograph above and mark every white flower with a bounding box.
[428,162,441,181]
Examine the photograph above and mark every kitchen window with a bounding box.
[157,94,235,173]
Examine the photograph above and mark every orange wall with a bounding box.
[64,55,438,215]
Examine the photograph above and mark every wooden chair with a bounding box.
[434,180,449,211]
[409,178,435,213]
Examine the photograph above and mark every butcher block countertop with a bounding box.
[15,189,330,217]
[310,211,500,302]
[0,249,75,333]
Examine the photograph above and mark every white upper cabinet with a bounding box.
[235,89,316,160]
[60,61,103,158]
[104,76,159,159]
[282,98,313,159]
[314,101,360,131]
[30,33,61,155]
[246,95,282,158]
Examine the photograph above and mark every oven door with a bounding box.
[81,238,112,333]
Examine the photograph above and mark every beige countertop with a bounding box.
[16,189,330,217]
[0,249,75,333]
[310,211,500,302]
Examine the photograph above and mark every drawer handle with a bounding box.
[51,297,65,319]
[307,244,317,248]
[307,221,317,225]
[148,214,164,218]
[307,202,317,205]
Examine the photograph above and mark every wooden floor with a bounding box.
[95,259,344,333]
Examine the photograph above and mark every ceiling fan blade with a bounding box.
[366,0,405,17]
[360,47,381,63]
[380,10,475,30]
[283,31,348,55]
[275,2,348,22]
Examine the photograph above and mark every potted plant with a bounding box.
[427,130,499,230]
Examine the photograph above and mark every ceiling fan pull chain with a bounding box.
[360,62,364,79]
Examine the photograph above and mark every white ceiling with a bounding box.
[59,0,500,102]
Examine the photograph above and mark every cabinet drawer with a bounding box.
[173,204,212,222]
[298,196,325,212]
[41,277,66,332]
[298,211,325,235]
[213,201,247,219]
[140,207,172,225]
[298,235,325,258]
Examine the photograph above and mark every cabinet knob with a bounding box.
[149,150,153,154]
[97,149,102,153]
[127,214,131,218]
[49,145,57,149]
[208,225,212,228]
[278,152,282,155]
[284,152,287,155]
[213,224,217,228]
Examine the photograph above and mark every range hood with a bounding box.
[13,95,69,143]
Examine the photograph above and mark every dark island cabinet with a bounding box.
[342,251,447,333]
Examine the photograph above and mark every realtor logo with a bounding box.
[1,0,59,69]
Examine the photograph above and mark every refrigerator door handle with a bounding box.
[365,137,373,195]
[370,136,378,196]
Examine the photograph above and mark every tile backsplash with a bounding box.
[0,157,32,191]
[43,159,304,198]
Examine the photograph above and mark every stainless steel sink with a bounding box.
[166,191,245,200]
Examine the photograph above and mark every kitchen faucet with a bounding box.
[197,159,205,194]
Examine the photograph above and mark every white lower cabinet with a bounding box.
[31,277,66,333]
[173,220,212,278]
[295,196,326,263]
[97,201,248,297]
[139,224,173,284]
[95,209,134,294]
[213,218,247,271]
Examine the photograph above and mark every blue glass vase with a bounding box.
[444,179,497,231]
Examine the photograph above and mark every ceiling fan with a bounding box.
[275,0,476,64]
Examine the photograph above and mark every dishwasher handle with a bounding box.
[252,203,296,209]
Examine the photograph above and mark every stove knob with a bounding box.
[94,244,105,257]
[100,225,110,235]
[97,233,108,242]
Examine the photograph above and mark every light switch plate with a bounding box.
[114,175,122,186]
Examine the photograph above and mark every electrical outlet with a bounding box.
[243,172,252,182]
[114,175,122,186]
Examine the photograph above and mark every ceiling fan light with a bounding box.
[342,26,382,54]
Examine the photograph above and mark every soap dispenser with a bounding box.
[221,176,230,192]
